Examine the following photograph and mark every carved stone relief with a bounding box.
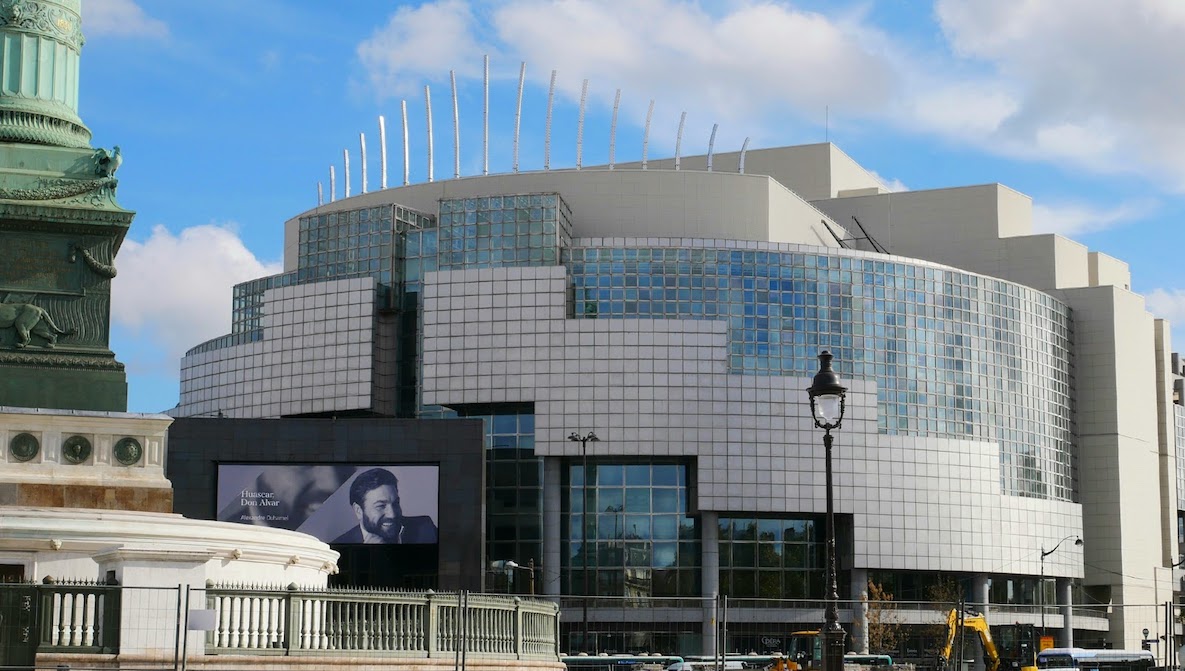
[8,432,38,461]
[0,0,84,51]
[61,434,91,464]
[113,437,142,466]
[0,300,74,348]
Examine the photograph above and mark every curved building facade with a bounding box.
[175,144,1180,658]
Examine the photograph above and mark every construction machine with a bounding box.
[938,609,1039,671]
[784,630,823,671]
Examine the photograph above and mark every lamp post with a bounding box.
[1039,535,1083,638]
[506,559,536,595]
[568,430,599,653]
[807,350,847,671]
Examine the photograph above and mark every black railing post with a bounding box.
[103,584,121,654]
[285,584,299,655]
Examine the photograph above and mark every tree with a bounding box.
[866,580,903,654]
[924,578,964,658]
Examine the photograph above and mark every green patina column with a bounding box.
[0,0,131,411]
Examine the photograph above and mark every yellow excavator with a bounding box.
[939,609,1039,671]
[754,631,822,671]
[939,609,1002,671]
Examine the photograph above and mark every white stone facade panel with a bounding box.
[0,407,172,489]
[175,277,375,418]
[422,266,1083,577]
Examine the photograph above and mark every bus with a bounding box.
[680,655,780,669]
[1035,648,1155,671]
[844,653,894,667]
[665,661,746,671]
[563,654,686,670]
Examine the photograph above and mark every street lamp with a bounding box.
[506,559,536,595]
[807,350,847,671]
[568,430,599,653]
[1039,535,1083,637]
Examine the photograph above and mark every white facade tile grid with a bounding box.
[175,277,377,418]
[420,265,1084,578]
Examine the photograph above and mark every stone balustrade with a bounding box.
[22,581,560,667]
[205,585,559,661]
[31,580,119,653]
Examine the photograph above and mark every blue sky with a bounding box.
[80,0,1185,413]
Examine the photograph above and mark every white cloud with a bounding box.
[868,171,908,193]
[1145,288,1185,347]
[1031,199,1157,236]
[505,0,895,128]
[111,224,281,372]
[358,0,897,147]
[934,0,1185,190]
[83,0,168,39]
[353,0,1185,193]
[896,80,1019,138]
[357,0,490,98]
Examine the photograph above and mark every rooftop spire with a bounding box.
[0,0,91,148]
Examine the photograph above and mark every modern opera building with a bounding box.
[172,141,1182,657]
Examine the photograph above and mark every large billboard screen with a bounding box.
[216,464,439,545]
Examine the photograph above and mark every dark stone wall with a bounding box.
[166,416,485,591]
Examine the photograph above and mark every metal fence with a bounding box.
[3,583,1180,671]
[550,595,1181,671]
[0,581,561,671]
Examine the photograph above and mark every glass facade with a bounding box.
[436,194,573,271]
[867,569,973,602]
[718,516,829,599]
[295,204,429,286]
[1176,404,1185,511]
[481,409,542,586]
[565,246,1075,502]
[564,463,700,597]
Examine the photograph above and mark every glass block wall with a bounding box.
[566,246,1075,502]
[436,194,573,271]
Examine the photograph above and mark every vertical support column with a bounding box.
[542,457,562,598]
[514,597,524,660]
[972,574,990,617]
[93,548,212,658]
[285,589,299,654]
[701,511,720,657]
[1057,578,1073,648]
[426,591,438,657]
[850,568,869,654]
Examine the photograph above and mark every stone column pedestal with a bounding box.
[93,546,215,658]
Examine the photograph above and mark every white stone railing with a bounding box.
[23,581,120,653]
[205,585,560,661]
